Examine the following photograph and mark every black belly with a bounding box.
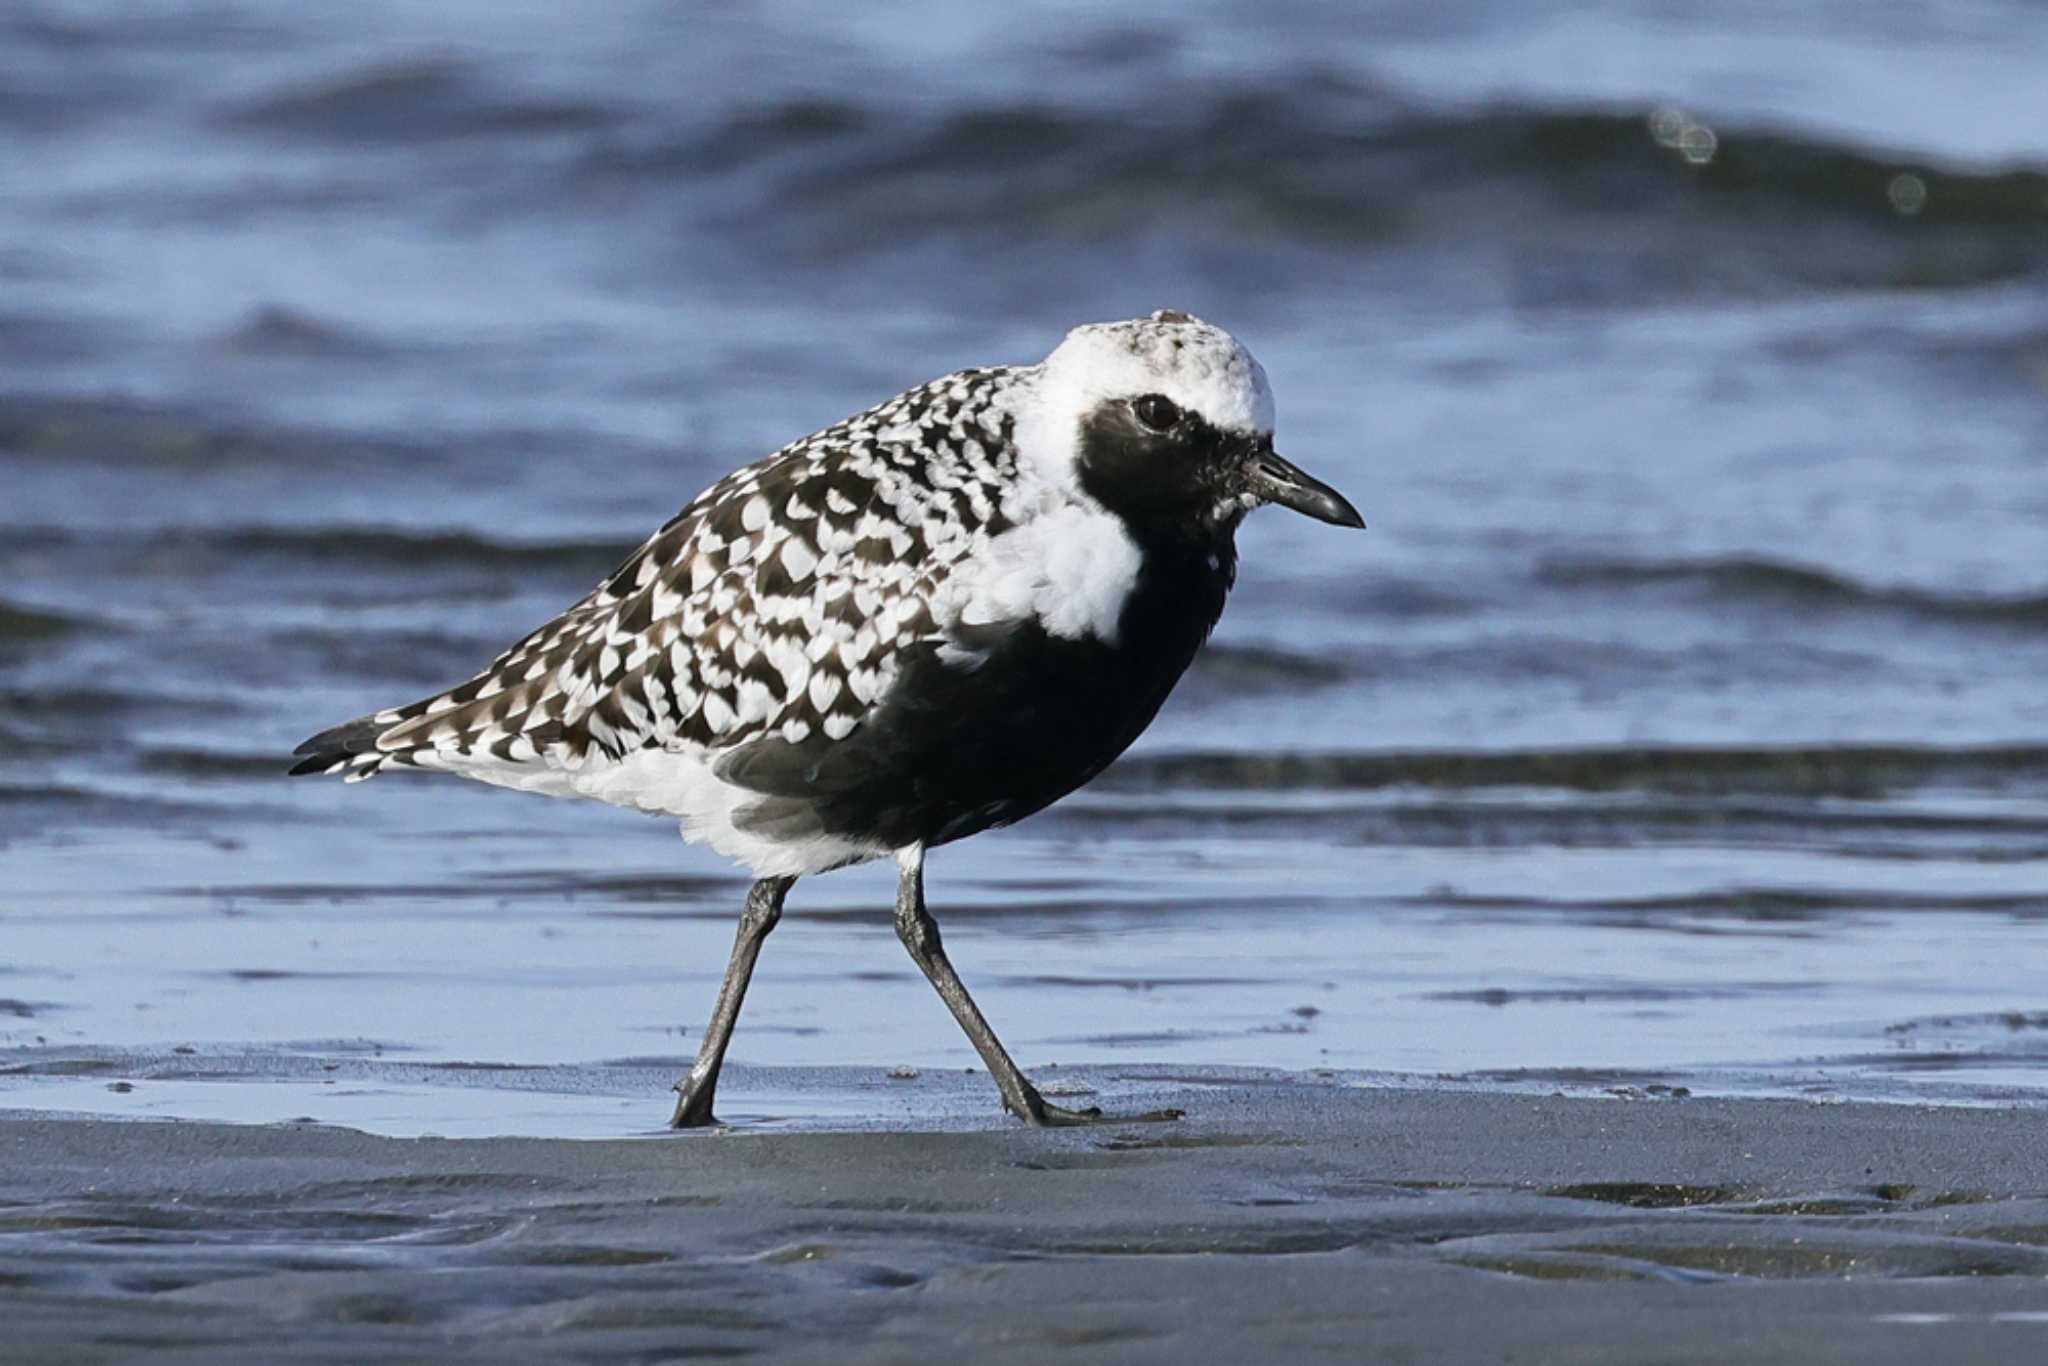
[717,551,1229,855]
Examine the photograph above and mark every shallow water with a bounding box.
[2,0,2046,1135]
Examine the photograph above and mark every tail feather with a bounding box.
[288,712,396,780]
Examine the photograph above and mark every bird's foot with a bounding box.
[668,1078,721,1130]
[1011,1086,1183,1127]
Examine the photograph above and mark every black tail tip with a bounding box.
[289,714,386,776]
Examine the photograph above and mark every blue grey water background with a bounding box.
[3,1,2046,1135]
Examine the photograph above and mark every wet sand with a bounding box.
[4,1071,2046,1363]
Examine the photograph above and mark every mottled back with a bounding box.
[292,367,1023,783]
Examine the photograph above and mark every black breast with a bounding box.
[717,536,1234,855]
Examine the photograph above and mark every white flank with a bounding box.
[568,746,883,877]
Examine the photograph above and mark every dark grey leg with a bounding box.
[669,875,795,1128]
[892,847,1181,1127]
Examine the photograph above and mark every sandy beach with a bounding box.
[4,1071,2046,1363]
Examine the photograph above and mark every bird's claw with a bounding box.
[1014,1092,1184,1127]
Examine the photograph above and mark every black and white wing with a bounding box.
[290,369,1022,787]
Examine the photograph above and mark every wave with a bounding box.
[1181,643,1348,696]
[559,83,2048,293]
[1055,794,2048,863]
[215,55,624,144]
[1542,556,2048,628]
[14,10,2048,295]
[0,523,628,576]
[211,305,396,360]
[1415,886,2048,919]
[0,394,424,471]
[157,870,741,908]
[195,527,628,574]
[665,88,2048,227]
[0,685,181,723]
[0,783,282,847]
[1105,743,2048,798]
[0,598,82,644]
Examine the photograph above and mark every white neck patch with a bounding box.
[1011,311,1276,498]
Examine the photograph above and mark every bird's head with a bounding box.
[1017,309,1363,538]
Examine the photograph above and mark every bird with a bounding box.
[291,310,1363,1128]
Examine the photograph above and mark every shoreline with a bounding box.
[6,1048,2046,1141]
[5,1076,2047,1362]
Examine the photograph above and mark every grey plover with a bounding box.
[292,311,1362,1127]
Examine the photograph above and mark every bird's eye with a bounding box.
[1132,394,1181,433]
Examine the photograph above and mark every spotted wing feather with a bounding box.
[291,369,1021,783]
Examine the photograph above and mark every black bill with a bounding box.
[1245,450,1365,529]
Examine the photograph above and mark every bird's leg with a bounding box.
[669,875,795,1129]
[892,847,1181,1127]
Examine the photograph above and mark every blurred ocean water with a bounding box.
[2,0,2045,1131]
